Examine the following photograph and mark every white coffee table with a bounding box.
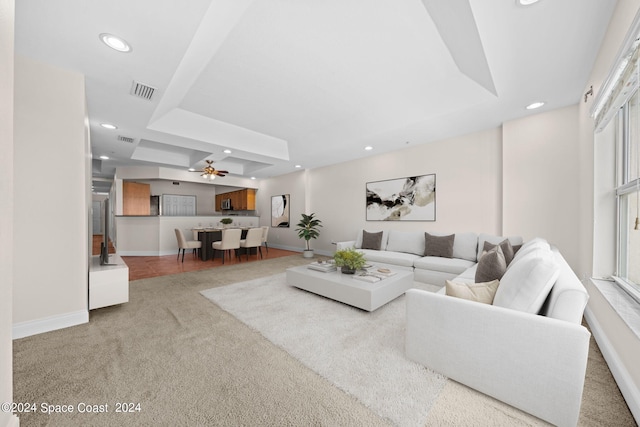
[286,264,414,311]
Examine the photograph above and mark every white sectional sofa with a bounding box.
[336,230,591,427]
[336,230,523,286]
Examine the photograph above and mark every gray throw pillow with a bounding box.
[424,232,454,258]
[483,239,515,265]
[475,245,507,283]
[361,230,383,250]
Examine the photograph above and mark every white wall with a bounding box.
[257,170,308,252]
[502,105,581,269]
[579,0,640,420]
[258,127,503,255]
[0,0,17,425]
[13,56,89,337]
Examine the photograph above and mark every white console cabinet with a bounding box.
[89,254,129,310]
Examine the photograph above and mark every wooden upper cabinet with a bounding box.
[218,188,256,211]
[123,182,151,216]
[245,189,256,210]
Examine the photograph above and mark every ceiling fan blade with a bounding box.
[217,170,229,174]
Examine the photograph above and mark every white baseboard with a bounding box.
[13,309,89,340]
[5,414,19,427]
[1,413,20,427]
[268,244,333,257]
[117,250,162,256]
[584,305,640,424]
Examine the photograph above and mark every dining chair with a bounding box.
[240,228,263,261]
[260,226,269,254]
[212,228,242,264]
[175,228,202,262]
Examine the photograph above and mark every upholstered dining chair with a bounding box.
[174,228,202,262]
[260,226,269,254]
[212,228,242,264]
[240,228,263,261]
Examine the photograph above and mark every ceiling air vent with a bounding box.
[130,80,156,101]
[118,135,135,143]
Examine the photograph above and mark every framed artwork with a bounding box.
[366,174,436,221]
[271,194,290,227]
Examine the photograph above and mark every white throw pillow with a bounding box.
[446,279,500,305]
[493,248,560,314]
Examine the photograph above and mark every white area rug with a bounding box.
[201,273,446,427]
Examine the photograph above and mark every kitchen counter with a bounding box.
[114,215,260,256]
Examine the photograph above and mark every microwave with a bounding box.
[221,198,231,210]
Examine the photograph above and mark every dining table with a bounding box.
[192,228,249,261]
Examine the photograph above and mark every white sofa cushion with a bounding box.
[493,247,560,314]
[477,233,523,262]
[510,237,550,265]
[455,264,477,284]
[355,230,389,250]
[428,231,478,262]
[414,256,475,275]
[446,279,500,304]
[386,231,424,256]
[360,249,419,268]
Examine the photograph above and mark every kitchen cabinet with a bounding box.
[123,182,150,215]
[217,188,256,211]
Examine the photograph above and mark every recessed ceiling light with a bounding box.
[100,123,117,130]
[250,176,256,180]
[99,33,132,53]
[364,146,373,151]
[526,101,545,110]
[223,149,232,154]
[99,155,109,160]
[517,0,540,5]
[188,168,196,172]
[295,165,302,168]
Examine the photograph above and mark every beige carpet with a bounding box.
[12,255,637,426]
[201,273,447,427]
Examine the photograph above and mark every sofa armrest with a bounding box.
[335,240,356,251]
[405,289,590,427]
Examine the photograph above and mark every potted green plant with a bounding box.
[220,218,233,228]
[333,248,367,274]
[295,213,322,258]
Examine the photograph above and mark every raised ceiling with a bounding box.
[15,0,617,193]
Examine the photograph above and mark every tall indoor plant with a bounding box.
[295,212,322,258]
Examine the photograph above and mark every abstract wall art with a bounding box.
[271,194,290,227]
[366,174,436,221]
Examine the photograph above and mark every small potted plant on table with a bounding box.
[333,248,367,274]
[220,218,233,228]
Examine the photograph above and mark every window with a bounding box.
[615,89,640,291]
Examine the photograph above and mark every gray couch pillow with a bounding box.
[424,232,454,258]
[361,230,383,250]
[483,239,515,265]
[475,245,507,283]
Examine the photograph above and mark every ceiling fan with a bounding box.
[192,160,228,180]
